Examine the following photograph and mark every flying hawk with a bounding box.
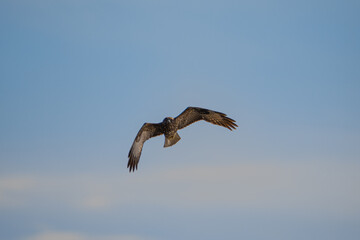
[127,107,237,172]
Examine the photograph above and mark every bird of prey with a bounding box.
[127,107,237,172]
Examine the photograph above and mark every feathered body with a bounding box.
[127,107,237,172]
[162,117,180,147]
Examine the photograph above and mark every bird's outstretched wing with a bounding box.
[175,107,237,130]
[128,123,163,172]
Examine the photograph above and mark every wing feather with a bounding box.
[127,123,163,172]
[175,107,237,130]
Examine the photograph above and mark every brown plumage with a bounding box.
[127,107,237,172]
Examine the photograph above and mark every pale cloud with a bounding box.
[126,162,360,217]
[1,161,360,218]
[0,175,37,207]
[0,176,36,191]
[24,231,153,240]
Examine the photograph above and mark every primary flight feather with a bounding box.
[127,107,237,172]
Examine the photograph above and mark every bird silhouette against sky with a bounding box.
[128,107,237,172]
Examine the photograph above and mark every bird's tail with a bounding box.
[164,133,181,147]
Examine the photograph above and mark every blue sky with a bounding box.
[1,0,360,240]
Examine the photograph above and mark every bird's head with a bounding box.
[163,117,174,125]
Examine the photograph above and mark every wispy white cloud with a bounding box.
[1,162,360,218]
[0,175,37,207]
